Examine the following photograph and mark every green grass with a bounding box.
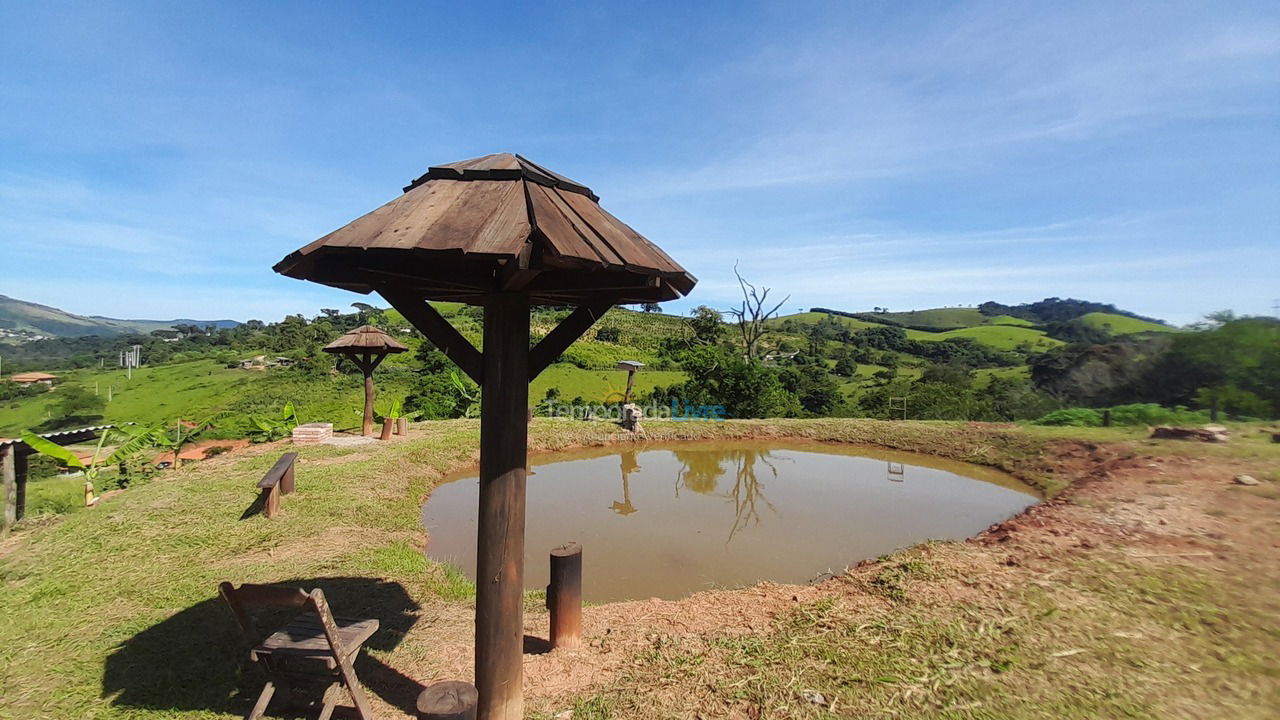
[1079,312,1178,335]
[862,307,1033,329]
[5,418,1277,718]
[917,325,1064,351]
[0,359,255,435]
[593,550,1279,719]
[973,365,1031,385]
[530,364,686,403]
[0,358,687,436]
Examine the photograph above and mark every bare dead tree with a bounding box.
[725,262,789,362]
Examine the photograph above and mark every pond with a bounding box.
[421,440,1038,602]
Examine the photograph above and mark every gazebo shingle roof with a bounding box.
[321,325,408,354]
[273,153,696,305]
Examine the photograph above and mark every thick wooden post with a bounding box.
[548,542,583,649]
[475,293,529,720]
[380,418,394,441]
[362,364,376,437]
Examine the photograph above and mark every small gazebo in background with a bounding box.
[323,325,408,436]
[277,153,695,719]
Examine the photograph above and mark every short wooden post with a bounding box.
[280,457,295,495]
[1102,409,1112,427]
[13,451,26,522]
[417,681,478,720]
[380,418,394,441]
[2,447,15,535]
[548,542,582,650]
[397,417,409,435]
[475,293,529,720]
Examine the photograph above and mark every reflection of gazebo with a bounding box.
[610,450,640,516]
[276,153,695,719]
[323,325,408,436]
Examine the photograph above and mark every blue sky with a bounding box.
[1,1,1276,325]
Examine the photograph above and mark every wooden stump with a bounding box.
[548,542,582,649]
[397,417,409,435]
[417,681,478,720]
[380,418,394,441]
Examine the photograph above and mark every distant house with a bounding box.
[239,355,294,370]
[9,371,57,386]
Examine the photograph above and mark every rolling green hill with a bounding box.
[918,325,1064,351]
[855,307,1033,329]
[1079,312,1178,335]
[0,294,238,339]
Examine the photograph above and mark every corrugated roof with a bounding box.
[322,325,409,354]
[274,153,696,305]
[0,424,121,450]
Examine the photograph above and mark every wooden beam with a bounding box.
[527,301,614,380]
[475,293,529,720]
[378,290,484,384]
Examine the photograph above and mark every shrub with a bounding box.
[1107,403,1209,426]
[1033,408,1103,426]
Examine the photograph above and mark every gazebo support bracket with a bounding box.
[527,301,613,379]
[380,290,486,384]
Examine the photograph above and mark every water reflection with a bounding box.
[422,440,1039,602]
[610,451,639,516]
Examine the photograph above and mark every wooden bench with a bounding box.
[219,582,377,720]
[257,453,297,519]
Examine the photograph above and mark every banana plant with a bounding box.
[20,425,161,504]
[248,402,299,443]
[378,398,422,423]
[450,370,481,418]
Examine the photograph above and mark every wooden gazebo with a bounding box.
[322,325,408,436]
[275,152,695,719]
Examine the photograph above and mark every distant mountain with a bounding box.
[0,295,240,339]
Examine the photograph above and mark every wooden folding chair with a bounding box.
[219,582,378,720]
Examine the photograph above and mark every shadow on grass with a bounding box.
[239,489,268,520]
[102,576,424,717]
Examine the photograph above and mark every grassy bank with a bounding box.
[1,419,1276,719]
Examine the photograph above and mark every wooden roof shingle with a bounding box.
[274,153,696,305]
[322,325,409,355]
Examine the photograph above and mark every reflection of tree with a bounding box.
[610,450,639,515]
[673,447,780,543]
[725,450,779,542]
[674,449,724,495]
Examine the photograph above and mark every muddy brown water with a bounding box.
[421,440,1039,602]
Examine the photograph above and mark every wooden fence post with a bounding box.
[548,542,582,649]
[2,447,15,535]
